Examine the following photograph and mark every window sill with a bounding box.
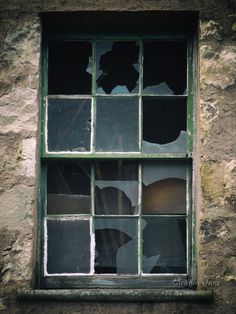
[17,288,213,303]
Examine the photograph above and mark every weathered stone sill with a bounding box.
[17,289,213,303]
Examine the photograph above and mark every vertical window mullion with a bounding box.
[138,39,143,274]
[139,39,143,152]
[91,163,95,274]
[91,40,96,153]
[187,38,194,155]
[186,162,191,276]
[90,40,96,273]
[138,162,142,275]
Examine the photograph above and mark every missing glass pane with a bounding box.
[95,161,138,215]
[95,218,138,274]
[96,41,139,94]
[143,41,187,95]
[142,161,187,214]
[95,97,139,152]
[48,41,92,95]
[142,97,187,153]
[46,219,91,274]
[142,217,186,273]
[47,160,91,215]
[47,98,91,152]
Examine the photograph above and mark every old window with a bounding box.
[38,13,197,289]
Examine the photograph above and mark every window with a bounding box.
[38,13,197,289]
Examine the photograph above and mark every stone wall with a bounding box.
[0,0,235,313]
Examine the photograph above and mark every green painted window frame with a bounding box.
[37,14,197,289]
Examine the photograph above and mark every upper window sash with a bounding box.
[40,36,194,158]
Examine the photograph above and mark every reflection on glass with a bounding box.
[47,161,91,214]
[47,98,91,152]
[47,219,90,274]
[143,82,174,95]
[143,178,186,214]
[95,97,139,152]
[95,218,138,274]
[142,97,187,153]
[96,41,139,94]
[143,41,187,95]
[48,41,92,95]
[142,161,187,214]
[142,131,187,154]
[95,161,138,215]
[142,217,186,273]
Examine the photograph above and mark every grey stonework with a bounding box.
[0,0,236,313]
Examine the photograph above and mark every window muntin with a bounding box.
[44,39,190,156]
[44,160,190,276]
[40,34,194,288]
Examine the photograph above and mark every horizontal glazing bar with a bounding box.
[45,216,91,221]
[95,94,140,97]
[93,215,139,218]
[46,214,92,218]
[142,94,188,98]
[47,95,93,99]
[42,153,190,159]
[142,214,187,218]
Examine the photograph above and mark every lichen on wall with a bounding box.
[198,9,236,312]
[0,13,40,290]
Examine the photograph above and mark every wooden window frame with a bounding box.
[37,12,197,289]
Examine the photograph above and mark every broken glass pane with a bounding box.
[47,219,90,274]
[142,161,187,214]
[143,82,174,95]
[95,97,139,152]
[95,161,138,215]
[143,41,187,95]
[142,97,187,153]
[47,98,91,152]
[142,217,186,273]
[48,41,92,95]
[96,41,139,94]
[95,218,138,274]
[47,160,91,215]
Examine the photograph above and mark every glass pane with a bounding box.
[143,41,187,95]
[142,161,187,214]
[47,161,91,215]
[95,161,138,215]
[95,97,139,152]
[95,218,138,274]
[142,97,187,153]
[47,219,91,274]
[96,41,139,94]
[47,98,91,152]
[48,41,92,95]
[142,217,186,273]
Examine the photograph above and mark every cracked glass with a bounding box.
[47,219,91,274]
[143,41,187,95]
[47,98,91,152]
[95,161,139,215]
[142,97,187,153]
[142,217,186,273]
[142,160,187,214]
[94,218,138,274]
[47,160,91,215]
[96,41,139,94]
[95,97,139,152]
